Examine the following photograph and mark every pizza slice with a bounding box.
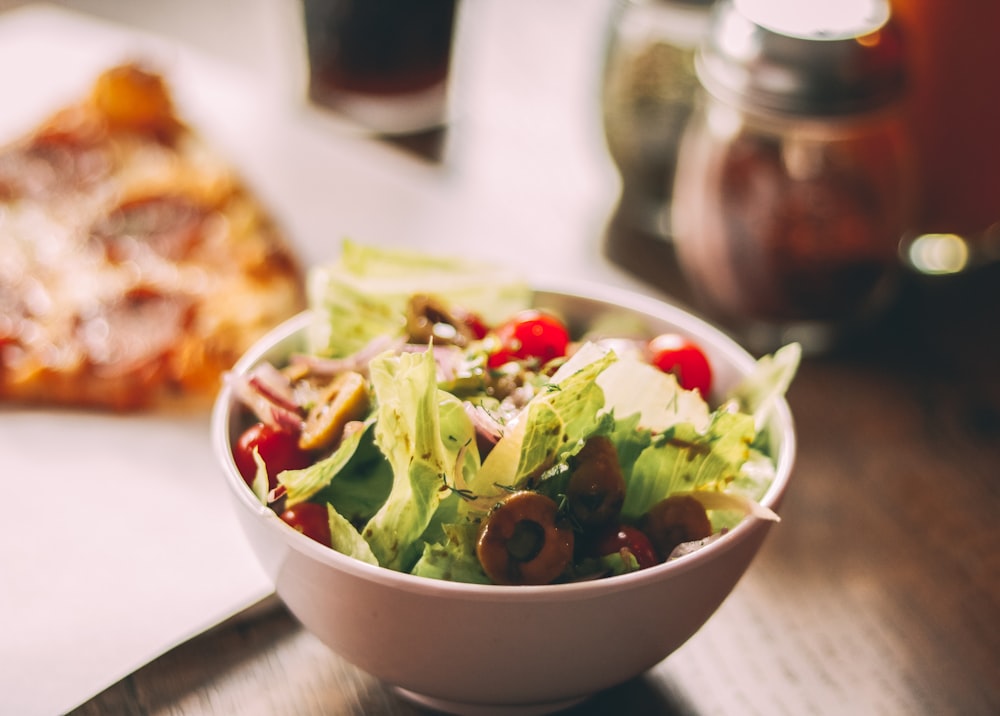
[0,63,306,411]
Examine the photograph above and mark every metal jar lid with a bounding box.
[695,0,906,115]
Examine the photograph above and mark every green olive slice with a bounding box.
[298,371,370,451]
[405,293,477,347]
[476,491,574,585]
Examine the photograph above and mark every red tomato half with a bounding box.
[280,502,332,546]
[460,310,489,340]
[233,422,312,491]
[593,525,659,570]
[647,333,713,397]
[488,310,570,368]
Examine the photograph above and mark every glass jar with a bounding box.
[671,0,914,352]
[601,0,714,241]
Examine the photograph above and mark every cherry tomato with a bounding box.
[647,333,713,397]
[233,422,312,491]
[280,502,332,547]
[593,525,659,570]
[488,310,570,368]
[460,310,489,340]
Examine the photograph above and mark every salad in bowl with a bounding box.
[223,241,800,587]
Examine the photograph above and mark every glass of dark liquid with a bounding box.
[300,0,458,137]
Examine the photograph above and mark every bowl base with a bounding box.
[393,686,588,715]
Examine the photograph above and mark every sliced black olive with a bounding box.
[641,495,712,559]
[565,436,626,529]
[476,491,574,585]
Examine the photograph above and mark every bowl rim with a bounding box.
[211,276,796,601]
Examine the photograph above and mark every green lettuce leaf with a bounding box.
[306,424,394,525]
[361,347,480,571]
[597,548,642,577]
[469,349,615,494]
[279,416,379,507]
[596,353,711,433]
[410,522,491,584]
[619,410,756,522]
[327,504,379,566]
[729,342,801,428]
[249,448,269,504]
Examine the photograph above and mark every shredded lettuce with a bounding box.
[469,349,614,494]
[279,416,378,507]
[410,523,491,584]
[361,347,480,571]
[596,353,711,433]
[249,449,270,504]
[308,240,532,356]
[729,342,801,429]
[327,504,379,566]
[618,410,756,522]
[249,244,802,582]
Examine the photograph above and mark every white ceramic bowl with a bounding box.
[211,279,796,715]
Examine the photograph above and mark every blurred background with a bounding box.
[1,0,995,349]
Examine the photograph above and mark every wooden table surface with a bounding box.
[70,224,1000,715]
